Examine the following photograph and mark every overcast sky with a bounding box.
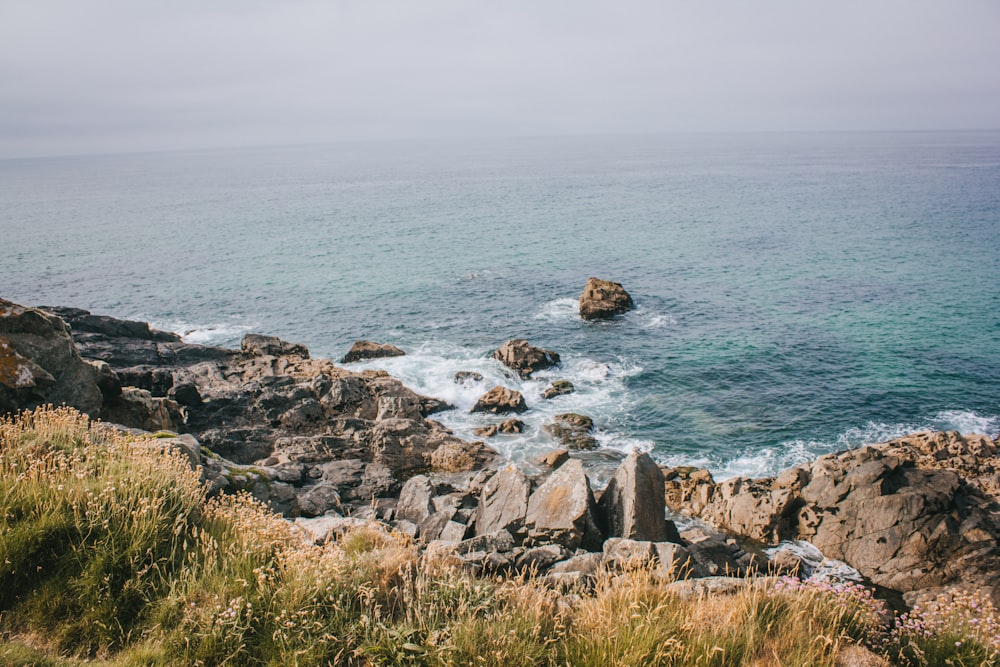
[2,1,999,158]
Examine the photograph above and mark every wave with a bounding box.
[150,319,256,348]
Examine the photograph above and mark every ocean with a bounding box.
[2,131,998,480]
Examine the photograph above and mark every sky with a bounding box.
[1,0,999,158]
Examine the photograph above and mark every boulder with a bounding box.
[0,299,104,417]
[535,449,570,469]
[597,450,679,542]
[397,475,436,524]
[516,544,571,572]
[471,386,527,414]
[542,380,575,399]
[429,438,498,473]
[525,459,603,551]
[578,277,634,320]
[476,464,531,538]
[492,339,560,378]
[473,418,524,437]
[544,413,598,450]
[340,340,405,364]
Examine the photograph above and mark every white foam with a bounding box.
[626,305,676,330]
[349,342,649,468]
[534,297,579,322]
[151,319,255,347]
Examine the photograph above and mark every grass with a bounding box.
[1,406,998,666]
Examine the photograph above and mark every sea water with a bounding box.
[2,132,998,479]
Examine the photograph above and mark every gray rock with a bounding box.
[549,552,604,577]
[544,413,598,450]
[295,483,343,518]
[476,464,531,537]
[597,450,679,542]
[525,459,603,551]
[516,544,571,572]
[457,529,516,556]
[397,475,436,524]
[241,333,310,358]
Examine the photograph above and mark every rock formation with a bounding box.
[491,338,560,378]
[597,450,680,542]
[578,277,634,320]
[340,340,405,364]
[544,413,598,450]
[471,386,527,414]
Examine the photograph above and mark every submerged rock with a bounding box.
[578,277,634,320]
[545,413,598,450]
[542,379,575,399]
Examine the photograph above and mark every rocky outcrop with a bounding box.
[544,413,598,450]
[340,340,405,364]
[243,334,310,358]
[578,277,634,320]
[664,433,1000,605]
[492,339,560,378]
[476,465,531,538]
[473,418,524,437]
[597,450,680,543]
[0,299,105,417]
[471,386,527,414]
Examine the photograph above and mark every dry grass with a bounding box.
[1,406,997,666]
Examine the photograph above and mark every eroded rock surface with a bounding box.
[578,277,634,320]
[492,339,560,378]
[340,340,405,364]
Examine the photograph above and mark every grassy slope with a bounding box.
[1,407,996,666]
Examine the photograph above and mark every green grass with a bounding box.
[1,406,997,666]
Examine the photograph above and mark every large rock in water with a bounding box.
[0,299,105,417]
[525,458,603,551]
[663,432,1000,606]
[544,413,598,450]
[340,340,405,364]
[471,386,527,414]
[597,450,680,542]
[578,277,634,320]
[492,339,560,378]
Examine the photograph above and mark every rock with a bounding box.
[516,544,571,572]
[549,552,603,577]
[525,459,603,551]
[597,450,679,542]
[429,439,498,473]
[474,419,524,437]
[294,516,368,545]
[602,538,698,580]
[542,380,575,399]
[663,466,718,517]
[476,464,531,537]
[602,537,657,568]
[668,438,1000,605]
[535,449,570,469]
[340,340,405,364]
[457,529,517,556]
[453,371,483,384]
[492,339,560,378]
[768,548,803,576]
[42,306,180,342]
[241,333,310,358]
[662,576,776,601]
[396,475,436,524]
[578,277,634,320]
[544,413,598,450]
[295,483,343,518]
[0,299,104,417]
[471,386,527,414]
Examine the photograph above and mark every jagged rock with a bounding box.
[542,380,575,399]
[241,333,310,358]
[457,529,517,556]
[535,449,570,469]
[396,475,436,524]
[602,538,697,579]
[471,386,527,414]
[549,552,603,577]
[101,387,182,432]
[667,438,1000,605]
[663,466,717,516]
[340,340,405,364]
[597,450,679,542]
[295,483,343,518]
[579,277,634,320]
[492,339,560,378]
[0,299,104,417]
[476,464,531,537]
[544,413,598,450]
[42,306,180,342]
[429,438,498,472]
[525,459,603,551]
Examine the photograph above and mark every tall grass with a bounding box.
[1,407,997,666]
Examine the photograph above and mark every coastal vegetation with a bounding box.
[1,407,997,666]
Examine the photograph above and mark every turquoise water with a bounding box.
[2,132,998,478]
